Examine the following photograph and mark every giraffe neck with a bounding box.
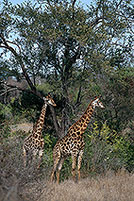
[33,103,47,136]
[68,103,94,135]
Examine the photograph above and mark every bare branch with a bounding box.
[116,0,123,8]
[0,33,62,138]
[1,80,61,137]
[6,40,21,54]
[0,34,21,54]
[49,105,62,137]
[1,82,32,95]
[46,0,53,11]
[75,85,82,105]
[90,16,103,28]
[0,45,6,49]
[0,88,18,97]
[0,34,37,94]
[72,0,77,8]
[0,34,19,57]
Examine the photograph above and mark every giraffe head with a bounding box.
[43,94,56,107]
[92,96,104,109]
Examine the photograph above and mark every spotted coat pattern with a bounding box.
[23,94,56,168]
[51,97,104,183]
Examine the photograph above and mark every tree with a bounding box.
[0,0,133,136]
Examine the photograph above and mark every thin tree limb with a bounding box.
[0,34,61,137]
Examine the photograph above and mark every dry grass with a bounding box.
[1,171,134,201]
[16,169,134,201]
[10,123,33,133]
[37,170,134,201]
[0,132,134,201]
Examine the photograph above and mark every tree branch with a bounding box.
[72,0,77,20]
[116,0,123,8]
[0,34,61,137]
[0,34,37,95]
[49,105,62,137]
[6,40,21,54]
[72,0,77,8]
[90,16,103,28]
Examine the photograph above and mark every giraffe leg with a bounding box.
[56,157,65,184]
[37,149,43,169]
[23,146,27,167]
[71,153,77,182]
[50,153,61,183]
[33,149,38,166]
[78,149,84,181]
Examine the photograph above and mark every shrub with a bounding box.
[83,121,134,175]
[0,102,12,121]
[113,135,134,171]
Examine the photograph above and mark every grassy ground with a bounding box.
[1,167,134,201]
[0,131,134,201]
[25,170,134,201]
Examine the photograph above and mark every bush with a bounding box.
[0,129,51,201]
[41,121,134,180]
[113,135,134,171]
[0,102,12,121]
[83,121,134,174]
[1,120,133,200]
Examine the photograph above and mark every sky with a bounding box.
[9,0,92,7]
[0,0,93,57]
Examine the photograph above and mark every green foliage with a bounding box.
[0,95,39,125]
[0,0,134,133]
[0,0,134,182]
[0,102,12,120]
[42,133,72,180]
[42,134,53,167]
[104,66,134,131]
[37,83,55,95]
[83,121,134,174]
[41,121,134,180]
[60,158,72,181]
[113,136,134,171]
[0,120,11,139]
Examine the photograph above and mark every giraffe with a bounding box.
[23,94,56,169]
[50,96,104,183]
